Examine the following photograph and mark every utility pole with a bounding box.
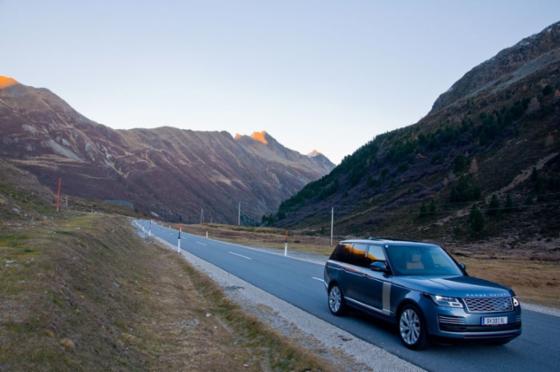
[200,208,204,224]
[330,207,334,247]
[238,202,241,226]
[55,177,62,212]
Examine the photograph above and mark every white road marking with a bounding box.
[196,241,207,246]
[312,276,325,283]
[143,220,325,267]
[228,251,252,260]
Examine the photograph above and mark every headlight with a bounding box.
[513,296,520,307]
[430,295,464,308]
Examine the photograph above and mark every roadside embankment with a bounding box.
[0,213,329,371]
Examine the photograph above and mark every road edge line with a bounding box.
[521,303,560,318]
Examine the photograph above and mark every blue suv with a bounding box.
[324,239,522,349]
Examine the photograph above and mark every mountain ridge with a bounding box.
[269,21,560,247]
[431,21,560,113]
[0,79,334,222]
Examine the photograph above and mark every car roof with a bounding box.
[340,239,440,248]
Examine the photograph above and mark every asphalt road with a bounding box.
[137,220,560,372]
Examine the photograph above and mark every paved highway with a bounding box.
[136,220,560,372]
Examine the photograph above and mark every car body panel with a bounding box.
[392,275,513,298]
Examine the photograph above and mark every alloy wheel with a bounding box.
[329,286,342,313]
[399,308,421,345]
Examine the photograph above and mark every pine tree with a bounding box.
[468,205,484,235]
[505,194,514,212]
[487,194,500,216]
[428,200,437,215]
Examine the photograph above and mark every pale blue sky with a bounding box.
[1,1,559,163]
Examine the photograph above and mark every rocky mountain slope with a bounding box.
[0,81,333,222]
[269,21,560,247]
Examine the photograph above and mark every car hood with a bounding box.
[392,275,513,297]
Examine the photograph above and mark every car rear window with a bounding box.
[330,243,352,263]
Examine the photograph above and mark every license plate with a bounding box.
[481,316,508,326]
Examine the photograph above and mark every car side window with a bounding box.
[330,243,352,263]
[367,245,386,262]
[351,243,370,267]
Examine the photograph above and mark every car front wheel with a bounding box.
[328,284,346,315]
[398,305,428,349]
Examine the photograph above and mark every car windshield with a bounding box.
[386,245,463,276]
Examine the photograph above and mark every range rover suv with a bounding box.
[324,239,522,349]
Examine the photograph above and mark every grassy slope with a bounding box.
[0,213,328,371]
[0,159,142,224]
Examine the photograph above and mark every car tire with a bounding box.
[398,304,429,350]
[328,284,346,316]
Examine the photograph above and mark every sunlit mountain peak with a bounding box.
[250,131,269,144]
[0,76,18,89]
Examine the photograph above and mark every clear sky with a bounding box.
[1,1,559,163]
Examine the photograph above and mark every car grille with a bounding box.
[463,297,513,313]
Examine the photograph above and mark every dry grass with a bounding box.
[178,223,333,255]
[0,214,329,371]
[459,257,560,308]
[176,223,560,309]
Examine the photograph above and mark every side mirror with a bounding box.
[458,263,467,272]
[370,261,389,273]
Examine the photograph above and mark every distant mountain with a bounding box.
[432,22,560,112]
[269,21,560,246]
[306,150,335,174]
[0,80,334,222]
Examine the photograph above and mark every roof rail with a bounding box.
[367,236,388,241]
[366,236,424,243]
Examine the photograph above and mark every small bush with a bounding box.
[450,175,481,203]
[486,194,500,216]
[468,205,485,235]
[453,155,469,174]
[542,85,554,96]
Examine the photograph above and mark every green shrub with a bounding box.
[486,194,500,216]
[453,155,469,174]
[468,205,485,235]
[450,175,481,203]
[418,200,437,220]
[505,194,514,212]
[542,85,554,96]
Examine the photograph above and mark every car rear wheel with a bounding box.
[398,305,428,349]
[328,284,346,315]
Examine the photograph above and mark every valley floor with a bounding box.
[0,213,328,371]
[179,223,560,309]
